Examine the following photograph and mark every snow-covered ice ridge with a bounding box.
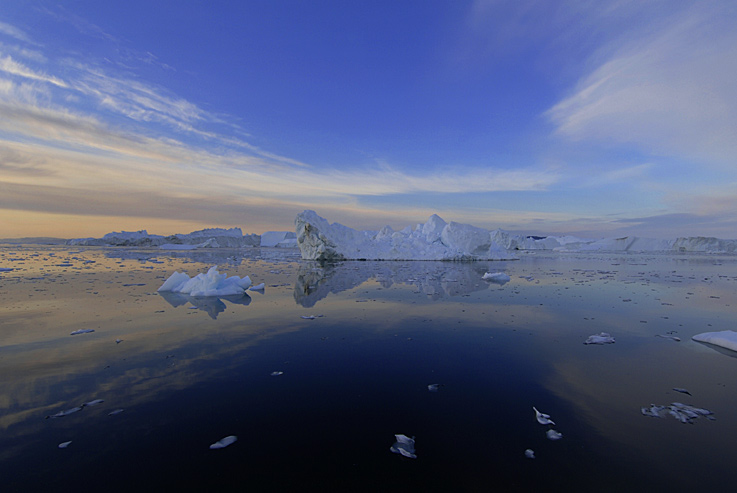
[295,210,518,261]
[67,228,297,249]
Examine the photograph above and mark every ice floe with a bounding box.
[46,406,83,419]
[70,329,95,335]
[157,266,252,296]
[524,449,535,459]
[390,434,417,459]
[546,429,563,440]
[58,441,72,449]
[209,435,238,449]
[584,332,615,345]
[641,402,714,424]
[533,407,555,426]
[482,272,511,284]
[295,210,517,261]
[692,330,737,352]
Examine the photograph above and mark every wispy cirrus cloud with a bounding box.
[0,55,68,88]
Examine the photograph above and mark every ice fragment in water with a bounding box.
[390,434,416,459]
[482,272,511,284]
[692,330,737,353]
[82,399,104,407]
[249,283,265,291]
[656,334,681,342]
[270,371,283,376]
[546,429,563,440]
[300,315,323,319]
[115,339,123,344]
[158,266,252,296]
[46,406,83,418]
[672,388,691,396]
[533,407,555,426]
[427,384,440,392]
[524,449,535,459]
[58,441,72,449]
[70,329,95,335]
[641,402,713,423]
[210,435,237,449]
[108,409,124,416]
[583,332,615,345]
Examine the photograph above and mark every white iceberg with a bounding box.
[260,231,298,248]
[482,272,511,284]
[209,435,238,449]
[546,429,563,440]
[533,407,555,426]
[584,332,615,345]
[157,266,252,296]
[295,210,517,261]
[692,330,737,352]
[390,434,416,459]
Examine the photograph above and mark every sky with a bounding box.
[1,0,736,239]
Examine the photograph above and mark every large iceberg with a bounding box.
[692,330,737,352]
[68,227,260,248]
[294,210,517,261]
[157,266,252,296]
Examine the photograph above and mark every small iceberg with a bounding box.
[427,383,440,392]
[692,330,737,353]
[210,435,238,449]
[46,406,83,419]
[524,449,535,459]
[482,272,511,284]
[641,402,714,424]
[584,332,615,345]
[58,441,72,449]
[390,434,417,459]
[158,266,252,296]
[249,283,265,291]
[533,407,555,426]
[546,429,563,440]
[70,329,95,335]
[108,409,124,416]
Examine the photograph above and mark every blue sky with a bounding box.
[1,0,736,239]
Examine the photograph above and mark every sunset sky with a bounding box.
[1,1,736,239]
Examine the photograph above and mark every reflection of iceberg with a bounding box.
[294,260,514,307]
[158,291,251,319]
[158,266,252,296]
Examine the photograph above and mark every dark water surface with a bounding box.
[1,246,737,491]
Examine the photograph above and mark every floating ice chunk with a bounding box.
[524,449,535,459]
[58,441,72,449]
[157,266,252,297]
[546,429,563,440]
[46,406,83,418]
[249,283,265,291]
[70,329,95,335]
[108,409,124,416]
[584,332,615,345]
[390,434,417,459]
[482,272,511,284]
[656,334,681,342]
[301,315,323,319]
[82,399,104,407]
[533,407,555,426]
[692,330,737,352]
[270,371,283,376]
[673,388,691,396]
[115,339,123,344]
[641,402,713,423]
[210,435,238,449]
[427,384,440,392]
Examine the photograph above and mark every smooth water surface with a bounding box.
[1,246,736,491]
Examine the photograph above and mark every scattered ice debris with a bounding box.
[270,371,284,376]
[82,399,104,407]
[46,407,83,419]
[656,334,681,342]
[157,266,252,296]
[692,330,737,352]
[427,383,440,392]
[249,283,265,291]
[70,329,95,335]
[533,407,555,426]
[58,441,72,449]
[546,429,563,440]
[673,388,692,396]
[115,339,123,344]
[583,332,615,345]
[108,409,124,416]
[641,403,714,423]
[210,435,238,449]
[482,272,511,284]
[300,315,324,320]
[524,449,535,459]
[390,434,417,459]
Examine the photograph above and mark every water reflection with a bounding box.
[294,260,513,307]
[158,291,252,319]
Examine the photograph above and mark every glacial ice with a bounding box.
[390,434,417,459]
[157,266,252,296]
[260,231,298,248]
[295,210,518,261]
[68,227,260,248]
[692,330,737,352]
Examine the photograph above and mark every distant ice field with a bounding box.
[1,245,736,491]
